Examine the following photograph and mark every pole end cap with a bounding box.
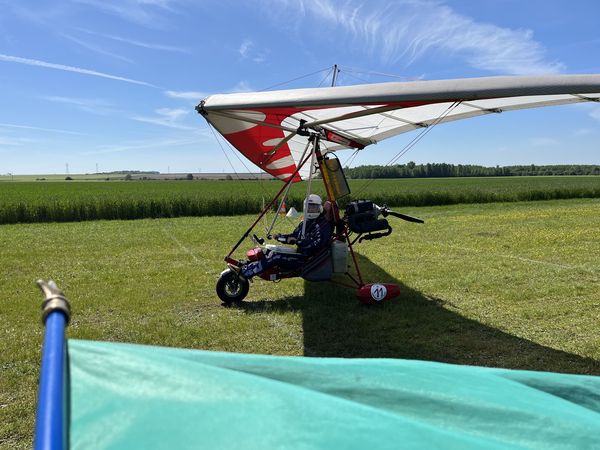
[36,280,71,325]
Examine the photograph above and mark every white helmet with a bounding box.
[304,194,323,220]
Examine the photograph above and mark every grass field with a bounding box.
[0,176,599,224]
[1,198,599,447]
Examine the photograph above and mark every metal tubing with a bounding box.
[266,140,312,237]
[226,149,314,259]
[34,310,68,450]
[344,272,362,288]
[301,137,318,239]
[345,229,364,286]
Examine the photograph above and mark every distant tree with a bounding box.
[125,174,133,181]
[225,174,233,180]
[65,176,73,181]
[343,162,600,179]
[186,173,194,180]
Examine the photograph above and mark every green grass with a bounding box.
[1,198,599,447]
[0,176,599,224]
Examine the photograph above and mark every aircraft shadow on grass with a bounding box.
[241,253,600,375]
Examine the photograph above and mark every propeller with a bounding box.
[380,208,424,223]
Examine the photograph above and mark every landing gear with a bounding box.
[216,269,249,304]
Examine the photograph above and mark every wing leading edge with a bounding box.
[197,75,600,182]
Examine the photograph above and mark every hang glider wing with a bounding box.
[197,75,600,182]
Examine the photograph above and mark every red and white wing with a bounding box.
[199,75,600,182]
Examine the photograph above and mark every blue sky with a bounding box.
[0,0,599,174]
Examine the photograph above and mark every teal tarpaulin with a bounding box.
[68,339,600,449]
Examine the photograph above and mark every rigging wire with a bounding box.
[208,124,244,181]
[259,66,333,92]
[339,70,371,85]
[338,65,422,81]
[389,101,461,166]
[208,63,453,222]
[317,66,335,87]
[342,149,360,168]
[208,123,281,233]
[209,123,276,196]
[352,101,462,198]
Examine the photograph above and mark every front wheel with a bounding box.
[216,269,249,304]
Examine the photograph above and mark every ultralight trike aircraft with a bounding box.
[196,72,600,305]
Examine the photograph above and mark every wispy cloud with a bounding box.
[590,108,600,122]
[238,38,268,63]
[83,136,203,155]
[61,34,134,63]
[228,81,253,93]
[42,96,115,115]
[0,122,88,136]
[0,136,34,146]
[2,1,69,27]
[0,53,156,87]
[239,39,253,58]
[78,28,190,53]
[269,0,562,75]
[165,90,206,101]
[131,108,195,129]
[530,137,560,147]
[72,0,179,28]
[573,128,595,137]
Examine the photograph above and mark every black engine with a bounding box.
[344,200,424,242]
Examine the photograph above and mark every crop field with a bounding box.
[0,176,599,224]
[1,198,599,447]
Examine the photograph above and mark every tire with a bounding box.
[216,269,249,304]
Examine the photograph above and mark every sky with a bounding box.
[0,0,599,175]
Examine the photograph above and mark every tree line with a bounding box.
[343,162,600,179]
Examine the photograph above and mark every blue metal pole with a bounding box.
[34,281,70,450]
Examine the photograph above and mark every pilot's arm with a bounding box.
[273,222,302,244]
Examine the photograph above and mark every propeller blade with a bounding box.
[386,211,425,223]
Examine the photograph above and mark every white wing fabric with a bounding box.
[197,75,600,182]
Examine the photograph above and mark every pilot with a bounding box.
[240,194,332,279]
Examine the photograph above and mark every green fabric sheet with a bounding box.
[68,339,600,449]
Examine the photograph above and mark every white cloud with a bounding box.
[228,81,253,93]
[590,108,600,122]
[73,0,179,28]
[529,137,560,147]
[131,108,195,129]
[156,108,188,122]
[0,53,156,87]
[239,39,253,58]
[42,96,115,115]
[0,122,88,136]
[165,90,206,101]
[238,38,268,63]
[0,136,34,146]
[78,29,190,53]
[269,0,562,75]
[83,135,203,155]
[61,34,134,63]
[573,128,594,137]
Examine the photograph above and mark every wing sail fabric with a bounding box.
[198,75,600,181]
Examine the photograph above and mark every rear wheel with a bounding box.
[216,269,249,304]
